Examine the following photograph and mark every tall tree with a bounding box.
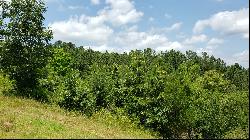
[0,0,52,97]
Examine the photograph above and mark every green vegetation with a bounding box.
[0,0,249,139]
[0,95,157,139]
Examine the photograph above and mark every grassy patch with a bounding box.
[0,95,157,139]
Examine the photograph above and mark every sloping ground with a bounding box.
[0,95,157,139]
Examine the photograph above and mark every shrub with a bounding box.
[58,71,96,116]
[0,71,14,95]
[224,127,249,139]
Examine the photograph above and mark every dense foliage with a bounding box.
[0,0,52,98]
[0,0,249,139]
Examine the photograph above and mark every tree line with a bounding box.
[0,0,249,139]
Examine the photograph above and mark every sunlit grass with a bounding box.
[0,95,158,139]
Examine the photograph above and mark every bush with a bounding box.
[184,71,249,139]
[58,71,96,116]
[0,71,15,95]
[224,127,249,139]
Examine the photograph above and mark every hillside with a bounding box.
[0,95,157,139]
[0,0,248,139]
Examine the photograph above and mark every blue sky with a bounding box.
[44,0,249,67]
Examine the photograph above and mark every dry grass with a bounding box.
[0,95,157,139]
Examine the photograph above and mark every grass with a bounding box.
[0,95,158,139]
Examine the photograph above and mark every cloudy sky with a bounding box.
[44,0,249,67]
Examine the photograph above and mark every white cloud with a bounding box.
[183,34,208,45]
[79,26,186,53]
[50,11,185,53]
[98,0,143,26]
[49,0,144,44]
[196,45,218,56]
[113,31,168,50]
[44,0,58,4]
[176,32,187,39]
[50,0,143,27]
[150,22,182,34]
[107,28,186,52]
[193,38,223,57]
[226,50,249,67]
[91,0,100,5]
[207,38,224,46]
[233,50,249,63]
[49,15,113,44]
[193,8,249,39]
[68,6,84,10]
[125,25,138,32]
[167,22,182,31]
[155,41,184,52]
[85,44,116,52]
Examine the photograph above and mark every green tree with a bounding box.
[0,0,52,98]
[162,49,186,70]
[38,47,74,102]
[225,63,249,91]
[183,70,246,139]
